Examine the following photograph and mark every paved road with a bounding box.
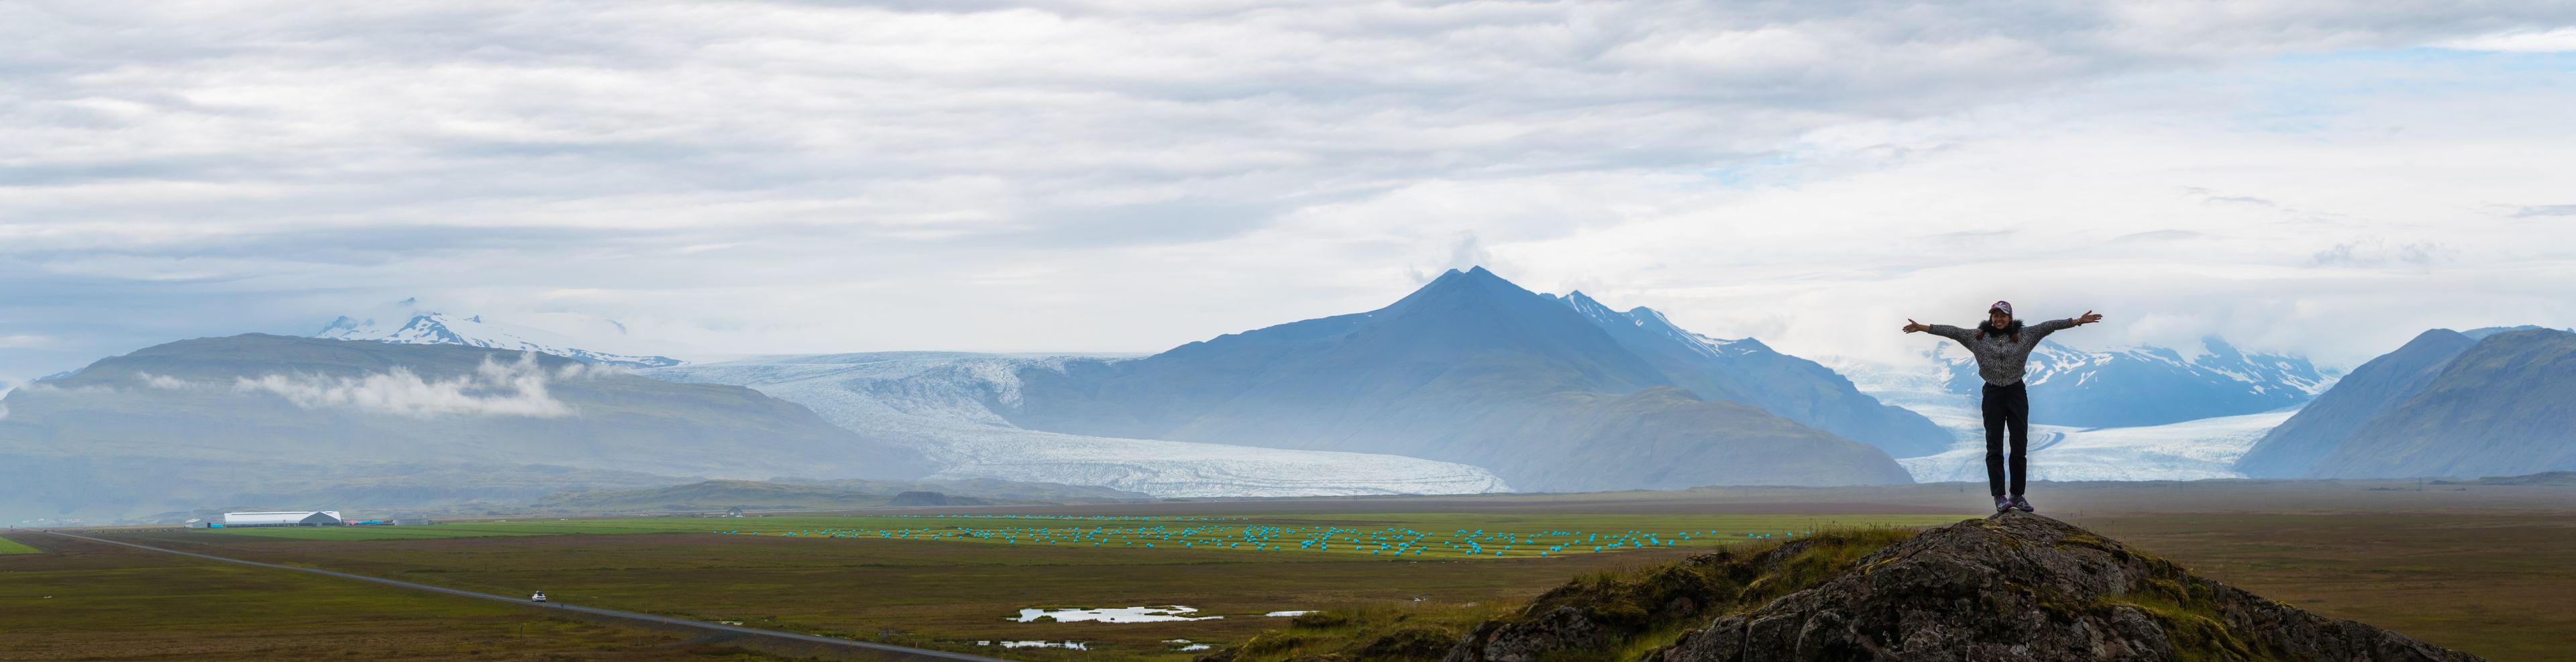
[44,531,1009,662]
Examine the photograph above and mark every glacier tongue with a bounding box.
[1819,353,2292,482]
[643,352,1512,498]
[1895,410,2295,483]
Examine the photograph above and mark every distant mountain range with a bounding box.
[993,267,1917,491]
[2238,327,2576,479]
[1937,336,2334,429]
[315,304,686,368]
[27,274,2570,519]
[0,335,926,520]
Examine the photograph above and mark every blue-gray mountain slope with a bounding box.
[1549,292,1951,457]
[1000,268,1913,492]
[0,335,928,519]
[2232,329,2477,478]
[2300,329,2576,479]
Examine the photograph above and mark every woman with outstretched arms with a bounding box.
[1903,301,2104,512]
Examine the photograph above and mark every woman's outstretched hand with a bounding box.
[1903,319,1929,333]
[2075,311,2104,325]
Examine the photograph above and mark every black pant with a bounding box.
[1981,381,2031,497]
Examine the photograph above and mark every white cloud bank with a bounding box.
[2438,27,2576,52]
[1,2,2574,378]
[231,353,581,419]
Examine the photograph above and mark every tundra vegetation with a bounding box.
[7,482,2573,661]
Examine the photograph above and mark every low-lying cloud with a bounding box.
[231,353,580,419]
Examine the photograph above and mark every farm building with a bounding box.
[221,511,343,527]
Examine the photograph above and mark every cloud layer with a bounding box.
[3,1,2575,376]
[229,353,581,418]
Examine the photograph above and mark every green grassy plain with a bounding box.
[119,512,1955,660]
[0,533,42,554]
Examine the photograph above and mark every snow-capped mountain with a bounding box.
[316,305,685,369]
[1936,337,2334,429]
[644,352,1512,498]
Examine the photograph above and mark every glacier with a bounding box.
[1894,410,2294,484]
[643,352,1513,498]
[1820,354,2292,482]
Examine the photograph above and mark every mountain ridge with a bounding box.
[0,334,928,520]
[1002,267,1915,491]
[2234,329,2477,478]
[2300,328,2576,479]
[1548,290,1952,457]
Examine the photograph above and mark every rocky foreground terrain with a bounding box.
[1213,512,2481,661]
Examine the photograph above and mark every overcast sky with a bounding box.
[6,1,2576,380]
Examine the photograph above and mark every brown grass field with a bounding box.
[7,479,2573,661]
[0,532,794,661]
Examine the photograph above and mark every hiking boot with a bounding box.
[2010,495,2035,512]
[1993,495,2012,512]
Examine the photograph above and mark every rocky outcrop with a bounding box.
[1215,514,2483,662]
[1637,514,2479,661]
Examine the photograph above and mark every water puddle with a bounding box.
[1014,605,1224,623]
[1167,638,1210,651]
[1265,610,1313,617]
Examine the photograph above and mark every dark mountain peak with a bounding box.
[2395,327,2477,353]
[1434,513,2483,662]
[1390,266,1529,309]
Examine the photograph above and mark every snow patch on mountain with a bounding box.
[317,309,685,369]
[1553,292,1766,361]
[1895,409,2294,483]
[1830,333,2332,431]
[1982,339,2336,400]
[643,353,1513,498]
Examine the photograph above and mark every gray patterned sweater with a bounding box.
[1927,318,2079,387]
